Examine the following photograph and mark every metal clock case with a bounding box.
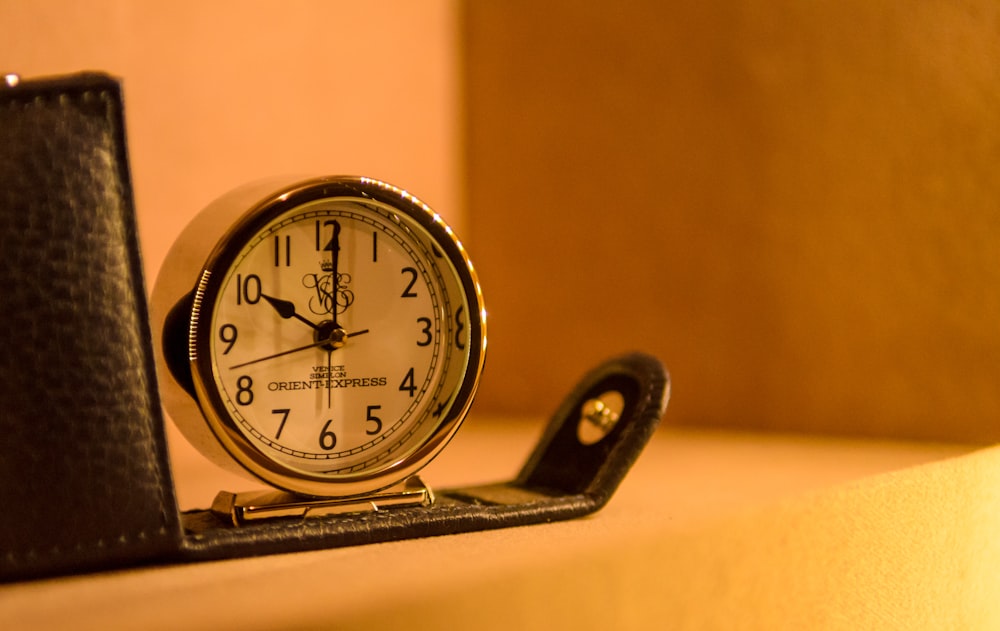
[152,176,486,507]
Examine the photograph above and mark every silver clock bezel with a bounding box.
[154,176,486,499]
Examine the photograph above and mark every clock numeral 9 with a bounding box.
[235,273,261,305]
[218,323,238,354]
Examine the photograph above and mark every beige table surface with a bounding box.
[2,418,994,630]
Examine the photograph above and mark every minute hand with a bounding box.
[229,329,369,370]
[326,220,342,326]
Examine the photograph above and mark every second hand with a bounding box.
[326,346,333,408]
[229,329,370,370]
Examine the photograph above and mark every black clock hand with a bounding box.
[321,218,339,409]
[260,294,320,330]
[326,347,333,408]
[229,328,370,370]
[325,220,342,327]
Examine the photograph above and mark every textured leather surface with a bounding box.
[0,73,182,581]
[179,353,668,561]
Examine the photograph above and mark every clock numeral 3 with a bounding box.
[416,317,432,346]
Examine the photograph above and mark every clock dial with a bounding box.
[169,178,485,497]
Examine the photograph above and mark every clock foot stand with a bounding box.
[211,476,433,525]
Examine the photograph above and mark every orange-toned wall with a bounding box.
[4,2,999,444]
[0,0,463,284]
[464,1,1000,442]
[0,0,463,477]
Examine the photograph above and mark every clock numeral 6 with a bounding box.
[319,419,337,450]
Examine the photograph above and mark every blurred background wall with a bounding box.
[0,0,463,280]
[464,1,1000,442]
[2,1,999,444]
[0,0,462,484]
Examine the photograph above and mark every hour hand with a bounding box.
[260,294,319,330]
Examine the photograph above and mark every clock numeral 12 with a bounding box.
[315,220,339,252]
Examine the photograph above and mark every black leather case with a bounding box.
[0,72,670,582]
[0,72,183,580]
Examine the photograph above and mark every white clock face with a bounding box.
[188,190,482,495]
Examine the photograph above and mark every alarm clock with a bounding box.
[152,176,486,513]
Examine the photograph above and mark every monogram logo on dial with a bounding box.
[303,272,354,316]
